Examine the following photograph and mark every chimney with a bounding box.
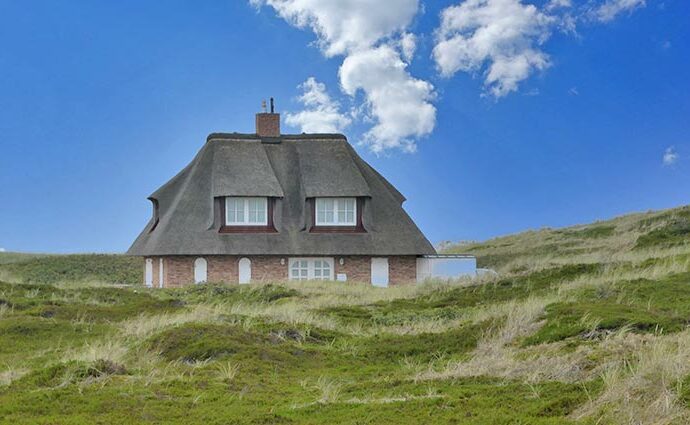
[255,97,280,137]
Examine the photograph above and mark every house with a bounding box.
[128,101,442,287]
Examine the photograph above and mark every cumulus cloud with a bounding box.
[663,146,678,166]
[0,248,5,253]
[399,32,417,63]
[591,0,646,22]
[250,0,419,57]
[433,0,555,97]
[253,0,436,152]
[285,77,352,133]
[340,46,436,152]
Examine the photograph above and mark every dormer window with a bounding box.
[310,197,365,233]
[226,197,268,225]
[220,197,276,233]
[316,198,356,226]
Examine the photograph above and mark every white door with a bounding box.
[238,258,251,284]
[145,259,153,287]
[194,258,207,284]
[371,258,389,287]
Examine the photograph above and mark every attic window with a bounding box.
[310,197,365,233]
[315,198,356,226]
[225,197,268,225]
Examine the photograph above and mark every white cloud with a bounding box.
[285,77,352,133]
[0,248,5,253]
[340,46,436,152]
[546,0,571,11]
[663,146,678,166]
[399,32,417,63]
[433,0,555,97]
[253,0,436,152]
[591,0,646,22]
[250,0,419,57]
[569,86,579,95]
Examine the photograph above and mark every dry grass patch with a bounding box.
[63,339,129,365]
[572,329,690,424]
[216,361,240,383]
[0,366,29,386]
[417,296,578,383]
[118,304,228,339]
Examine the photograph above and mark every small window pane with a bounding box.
[236,202,245,222]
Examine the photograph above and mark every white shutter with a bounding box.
[371,258,389,287]
[145,259,153,287]
[239,258,251,284]
[194,258,207,284]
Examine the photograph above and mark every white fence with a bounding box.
[416,255,478,282]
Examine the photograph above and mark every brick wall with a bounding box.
[164,256,194,288]
[388,256,417,285]
[142,255,417,287]
[255,113,280,137]
[207,255,237,283]
[334,256,371,283]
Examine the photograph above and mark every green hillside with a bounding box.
[1,205,689,424]
[0,253,140,284]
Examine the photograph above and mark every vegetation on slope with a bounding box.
[0,253,140,284]
[1,205,689,424]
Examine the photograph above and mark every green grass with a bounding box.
[635,209,690,249]
[0,253,141,284]
[524,272,690,345]
[2,205,690,423]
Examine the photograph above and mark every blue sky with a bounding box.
[0,0,688,253]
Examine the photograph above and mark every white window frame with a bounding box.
[315,198,356,226]
[225,197,268,226]
[288,257,334,281]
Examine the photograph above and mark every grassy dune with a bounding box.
[0,205,689,424]
[0,253,140,285]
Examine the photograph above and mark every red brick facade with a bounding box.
[255,112,280,137]
[143,255,417,287]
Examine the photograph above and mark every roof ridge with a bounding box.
[207,133,347,142]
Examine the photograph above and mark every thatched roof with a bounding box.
[127,133,435,256]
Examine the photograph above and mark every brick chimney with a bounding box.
[255,98,280,137]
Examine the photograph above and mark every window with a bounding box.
[315,198,356,226]
[289,258,334,281]
[225,197,267,225]
[290,259,309,281]
[312,259,331,280]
